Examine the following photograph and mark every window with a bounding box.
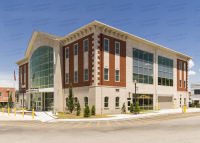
[184,81,186,88]
[104,97,109,107]
[104,39,109,52]
[184,63,186,71]
[66,48,69,58]
[0,92,2,97]
[194,90,200,94]
[133,48,153,84]
[74,44,78,56]
[74,71,78,83]
[66,73,69,84]
[133,94,153,110]
[20,99,22,106]
[84,69,88,81]
[116,97,119,107]
[179,62,182,70]
[158,56,173,86]
[180,98,182,107]
[115,70,119,82]
[66,98,68,107]
[24,65,26,73]
[104,68,109,81]
[115,42,120,54]
[84,97,88,107]
[75,97,78,107]
[179,80,182,88]
[84,39,88,52]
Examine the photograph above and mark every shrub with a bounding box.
[197,102,199,108]
[58,112,69,114]
[130,103,134,113]
[192,103,195,107]
[68,83,75,113]
[121,102,126,114]
[84,105,90,117]
[136,102,140,113]
[0,103,2,108]
[76,100,81,116]
[91,105,95,115]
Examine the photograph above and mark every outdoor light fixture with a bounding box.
[7,89,10,108]
[134,80,137,115]
[22,85,26,109]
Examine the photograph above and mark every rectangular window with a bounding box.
[179,80,182,88]
[66,73,69,84]
[74,71,78,83]
[115,42,120,54]
[133,48,153,85]
[158,56,173,86]
[194,90,200,94]
[115,70,119,82]
[104,68,109,81]
[104,39,109,52]
[184,63,186,71]
[84,69,88,81]
[184,81,186,88]
[116,97,119,107]
[66,48,69,58]
[74,44,78,56]
[179,62,182,70]
[0,92,2,97]
[24,65,26,73]
[84,39,88,52]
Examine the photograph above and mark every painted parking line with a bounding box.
[85,122,91,127]
[41,122,58,127]
[107,121,110,126]
[73,122,82,128]
[51,122,66,128]
[62,122,74,128]
[136,118,151,123]
[97,122,100,127]
[130,119,143,124]
[123,120,132,125]
[115,121,121,125]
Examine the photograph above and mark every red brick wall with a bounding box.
[0,87,15,102]
[98,34,126,87]
[177,59,188,91]
[63,33,94,88]
[19,63,28,93]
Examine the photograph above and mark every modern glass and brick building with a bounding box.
[15,21,192,113]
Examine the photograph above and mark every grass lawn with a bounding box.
[54,113,113,119]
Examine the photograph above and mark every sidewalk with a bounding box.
[0,108,200,122]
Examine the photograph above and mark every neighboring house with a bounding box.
[15,21,192,113]
[191,83,200,105]
[0,87,15,107]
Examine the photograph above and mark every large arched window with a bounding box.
[30,46,54,89]
[116,97,119,107]
[84,97,88,107]
[104,97,109,107]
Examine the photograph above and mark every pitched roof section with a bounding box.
[36,30,62,40]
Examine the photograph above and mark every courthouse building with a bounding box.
[15,21,192,114]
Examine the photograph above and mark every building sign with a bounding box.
[3,97,8,99]
[26,89,39,93]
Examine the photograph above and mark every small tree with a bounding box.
[0,103,2,108]
[84,105,90,117]
[8,94,13,108]
[68,83,75,113]
[76,100,81,116]
[197,102,199,108]
[130,103,134,113]
[136,102,140,113]
[192,103,195,107]
[121,102,126,114]
[91,105,95,115]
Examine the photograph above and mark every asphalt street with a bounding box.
[0,112,200,143]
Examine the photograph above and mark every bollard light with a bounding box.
[14,108,16,116]
[8,108,9,115]
[22,109,24,117]
[32,109,34,119]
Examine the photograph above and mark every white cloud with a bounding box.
[189,60,194,68]
[0,80,7,83]
[189,71,196,75]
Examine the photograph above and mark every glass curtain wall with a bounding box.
[30,46,54,89]
[133,48,153,84]
[158,56,173,86]
[132,94,153,110]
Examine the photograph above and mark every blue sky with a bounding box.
[0,0,199,91]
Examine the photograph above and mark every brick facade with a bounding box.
[0,87,15,104]
[177,59,188,91]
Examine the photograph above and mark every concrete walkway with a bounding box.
[0,108,200,122]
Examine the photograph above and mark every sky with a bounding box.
[0,0,199,91]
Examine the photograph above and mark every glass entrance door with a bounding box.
[36,101,41,110]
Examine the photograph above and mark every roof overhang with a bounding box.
[15,57,28,65]
[60,20,193,61]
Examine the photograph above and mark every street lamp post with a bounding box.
[134,80,137,115]
[7,89,10,108]
[22,85,26,109]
